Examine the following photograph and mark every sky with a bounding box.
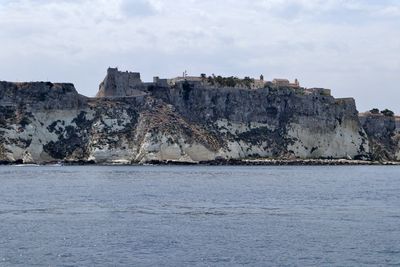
[0,0,399,113]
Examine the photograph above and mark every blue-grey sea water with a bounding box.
[0,165,400,266]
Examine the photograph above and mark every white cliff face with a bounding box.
[86,109,138,164]
[87,145,136,164]
[213,119,277,159]
[213,118,369,160]
[135,133,216,163]
[0,103,221,163]
[219,140,273,159]
[287,120,369,159]
[1,110,81,163]
[0,103,372,164]
[215,119,276,135]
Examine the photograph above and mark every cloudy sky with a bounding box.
[0,0,399,113]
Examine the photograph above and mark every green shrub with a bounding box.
[370,108,380,114]
[381,109,394,117]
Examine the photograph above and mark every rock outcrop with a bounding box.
[359,113,400,161]
[0,68,397,164]
[0,81,87,110]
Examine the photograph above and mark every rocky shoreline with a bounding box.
[1,159,399,166]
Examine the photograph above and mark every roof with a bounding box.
[272,79,290,82]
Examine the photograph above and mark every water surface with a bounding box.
[1,165,399,266]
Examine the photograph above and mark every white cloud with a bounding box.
[0,0,399,113]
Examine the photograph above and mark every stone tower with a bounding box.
[96,68,143,97]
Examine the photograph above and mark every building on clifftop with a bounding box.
[272,78,300,88]
[96,68,145,97]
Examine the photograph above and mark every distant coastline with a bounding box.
[1,159,399,166]
[1,68,399,164]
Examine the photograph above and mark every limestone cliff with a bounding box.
[359,113,400,161]
[1,68,395,164]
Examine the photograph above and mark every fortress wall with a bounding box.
[96,68,143,97]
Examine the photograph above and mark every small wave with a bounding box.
[14,164,40,167]
[0,208,57,215]
[378,249,400,255]
[179,210,229,216]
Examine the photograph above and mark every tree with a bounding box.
[369,108,380,114]
[225,76,237,87]
[381,109,394,117]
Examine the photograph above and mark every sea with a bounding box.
[0,165,399,266]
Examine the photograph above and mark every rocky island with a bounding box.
[0,68,399,165]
